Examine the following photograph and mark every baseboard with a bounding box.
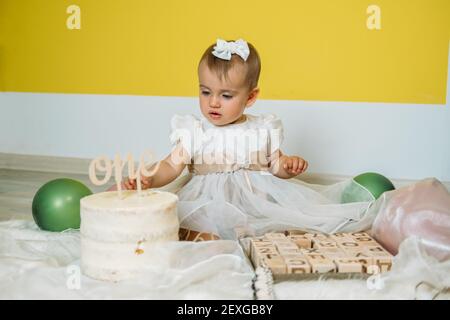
[0,152,90,175]
[1,152,449,190]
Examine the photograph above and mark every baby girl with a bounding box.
[123,39,372,240]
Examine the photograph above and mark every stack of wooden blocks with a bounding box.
[249,231,393,276]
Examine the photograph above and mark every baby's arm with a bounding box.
[268,149,308,179]
[125,143,190,189]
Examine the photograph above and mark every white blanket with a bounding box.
[0,220,255,299]
[1,220,449,300]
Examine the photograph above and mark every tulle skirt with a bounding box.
[175,169,377,240]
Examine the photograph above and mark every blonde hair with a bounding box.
[198,40,261,90]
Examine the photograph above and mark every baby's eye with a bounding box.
[201,91,210,96]
[222,94,233,99]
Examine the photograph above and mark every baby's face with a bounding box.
[198,61,258,126]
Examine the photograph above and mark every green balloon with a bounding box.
[32,178,92,232]
[342,172,395,203]
[354,172,395,199]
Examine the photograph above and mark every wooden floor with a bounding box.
[2,167,448,224]
[0,168,109,222]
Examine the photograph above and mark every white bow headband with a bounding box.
[212,38,250,61]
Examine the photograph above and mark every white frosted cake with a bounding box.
[80,189,179,281]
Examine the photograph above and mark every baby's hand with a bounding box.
[283,156,308,175]
[123,177,137,190]
[123,175,153,190]
[140,175,153,190]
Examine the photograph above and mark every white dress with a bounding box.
[170,113,377,240]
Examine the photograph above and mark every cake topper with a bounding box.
[88,150,160,198]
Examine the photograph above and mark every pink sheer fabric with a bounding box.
[371,178,450,261]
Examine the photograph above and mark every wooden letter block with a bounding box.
[252,246,278,265]
[255,246,278,255]
[364,246,393,273]
[262,253,287,274]
[353,236,378,246]
[274,241,298,250]
[282,253,306,260]
[349,232,371,238]
[334,258,363,273]
[254,251,279,267]
[319,248,348,260]
[374,259,392,273]
[304,253,328,261]
[364,246,391,256]
[277,247,301,255]
[288,235,312,249]
[250,240,276,261]
[251,241,275,252]
[305,256,336,273]
[304,233,329,241]
[285,230,306,236]
[264,232,287,241]
[313,240,339,250]
[300,248,321,255]
[330,233,353,242]
[338,241,363,252]
[352,252,376,273]
[285,257,311,274]
[251,241,274,248]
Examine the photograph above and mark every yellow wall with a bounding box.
[0,0,449,103]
